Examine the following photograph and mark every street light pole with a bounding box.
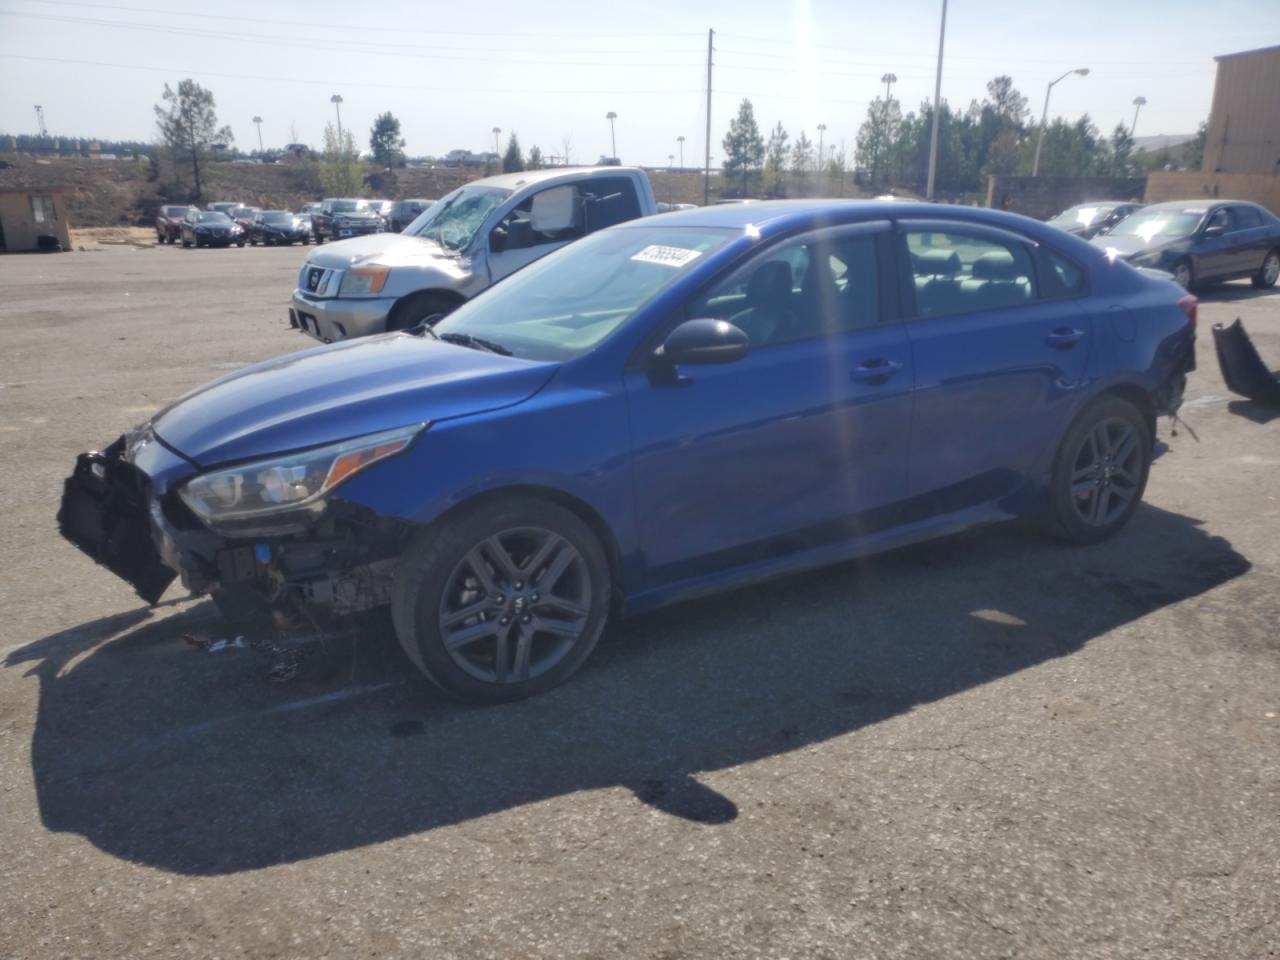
[816,123,827,172]
[606,112,618,159]
[252,115,263,153]
[329,94,344,158]
[677,134,685,169]
[492,127,501,155]
[925,0,947,200]
[1032,68,1090,176]
[1131,96,1147,137]
[881,72,897,101]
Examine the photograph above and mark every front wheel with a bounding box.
[1252,249,1280,289]
[391,499,612,702]
[386,291,459,331]
[1171,258,1193,291]
[1040,396,1152,544]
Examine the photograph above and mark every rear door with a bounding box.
[1226,204,1269,275]
[896,220,1094,508]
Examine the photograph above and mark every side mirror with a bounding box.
[1203,223,1225,239]
[489,226,507,253]
[655,318,748,369]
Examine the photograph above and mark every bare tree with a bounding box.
[560,134,574,166]
[154,79,233,199]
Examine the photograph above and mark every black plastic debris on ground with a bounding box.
[1214,318,1280,406]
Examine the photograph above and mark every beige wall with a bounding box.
[1146,171,1280,217]
[0,191,72,251]
[1203,46,1280,176]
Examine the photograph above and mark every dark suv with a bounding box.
[388,198,434,232]
[312,198,384,244]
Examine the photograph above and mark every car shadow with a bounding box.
[7,504,1248,875]
[1226,399,1280,424]
[1194,281,1278,303]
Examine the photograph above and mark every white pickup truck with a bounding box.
[289,166,660,342]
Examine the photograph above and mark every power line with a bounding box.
[14,0,702,39]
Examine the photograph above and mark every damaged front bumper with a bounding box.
[57,433,408,614]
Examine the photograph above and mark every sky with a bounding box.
[1,0,1277,167]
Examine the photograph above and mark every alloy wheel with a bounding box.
[437,527,592,684]
[1069,417,1142,527]
[1264,253,1279,286]
[1173,262,1192,289]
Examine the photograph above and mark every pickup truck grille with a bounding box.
[298,265,344,298]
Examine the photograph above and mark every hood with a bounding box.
[303,232,452,269]
[1090,233,1180,259]
[152,334,558,467]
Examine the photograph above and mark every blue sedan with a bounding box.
[59,201,1197,701]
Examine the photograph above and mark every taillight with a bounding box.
[1177,293,1198,334]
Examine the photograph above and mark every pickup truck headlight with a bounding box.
[178,424,424,534]
[339,266,390,296]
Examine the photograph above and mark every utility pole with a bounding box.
[1131,96,1147,137]
[252,115,263,153]
[704,27,714,206]
[34,104,47,137]
[925,0,947,200]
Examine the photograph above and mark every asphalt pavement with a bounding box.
[0,243,1277,959]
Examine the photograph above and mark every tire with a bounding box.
[1171,258,1193,291]
[391,498,612,703]
[386,291,460,332]
[1252,248,1280,289]
[182,239,192,248]
[236,240,245,248]
[1040,395,1153,544]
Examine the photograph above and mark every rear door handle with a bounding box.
[851,358,904,383]
[1045,327,1085,348]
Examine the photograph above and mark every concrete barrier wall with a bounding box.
[985,176,1147,220]
[1146,171,1280,217]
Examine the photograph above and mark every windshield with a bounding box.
[1107,208,1203,241]
[162,205,189,217]
[263,212,293,223]
[1050,204,1115,228]
[229,208,256,218]
[195,212,232,223]
[432,225,736,361]
[332,200,364,213]
[405,186,510,251]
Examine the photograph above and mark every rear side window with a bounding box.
[581,176,642,231]
[904,230,1036,318]
[1042,251,1085,298]
[1233,206,1262,229]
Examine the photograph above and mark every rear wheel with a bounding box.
[1252,248,1280,289]
[1172,259,1193,291]
[392,499,612,702]
[1041,396,1152,543]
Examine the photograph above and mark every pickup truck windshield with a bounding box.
[431,225,736,361]
[406,186,510,252]
[332,200,364,213]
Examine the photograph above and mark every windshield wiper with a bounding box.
[438,332,512,356]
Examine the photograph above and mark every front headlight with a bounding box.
[178,424,424,534]
[339,266,391,297]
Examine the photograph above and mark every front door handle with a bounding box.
[1045,327,1085,349]
[851,358,904,383]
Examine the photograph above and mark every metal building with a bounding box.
[1203,44,1280,175]
[0,189,72,252]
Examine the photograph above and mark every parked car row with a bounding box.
[156,196,439,247]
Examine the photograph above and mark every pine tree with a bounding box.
[721,99,765,196]
[502,133,525,173]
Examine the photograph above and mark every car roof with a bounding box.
[631,199,1066,236]
[473,165,646,191]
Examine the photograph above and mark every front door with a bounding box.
[897,221,1094,509]
[624,223,915,589]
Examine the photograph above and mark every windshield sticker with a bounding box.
[631,244,703,268]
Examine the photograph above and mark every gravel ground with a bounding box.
[0,243,1277,960]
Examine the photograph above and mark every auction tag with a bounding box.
[631,244,702,268]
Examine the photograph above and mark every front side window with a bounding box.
[691,231,882,346]
[491,184,586,252]
[1107,208,1203,241]
[905,229,1035,317]
[432,225,735,361]
[1205,208,1234,233]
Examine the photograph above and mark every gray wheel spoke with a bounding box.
[536,594,588,619]
[522,533,564,576]
[493,625,511,683]
[445,618,499,650]
[1071,477,1098,499]
[533,614,581,638]
[441,599,490,628]
[511,622,535,682]
[1111,427,1137,464]
[1113,466,1140,487]
[463,547,499,595]
[1090,486,1110,524]
[537,546,575,592]
[483,536,523,583]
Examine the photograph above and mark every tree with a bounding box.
[721,98,765,196]
[369,111,404,166]
[979,76,1029,176]
[763,122,789,196]
[1184,120,1208,171]
[560,133,574,166]
[153,79,232,199]
[527,145,544,169]
[319,121,361,195]
[856,96,901,186]
[791,130,814,176]
[502,132,524,173]
[1108,123,1136,177]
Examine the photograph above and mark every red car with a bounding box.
[227,206,261,233]
[155,205,197,244]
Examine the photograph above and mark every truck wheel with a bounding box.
[1039,395,1152,544]
[391,498,612,702]
[387,291,460,331]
